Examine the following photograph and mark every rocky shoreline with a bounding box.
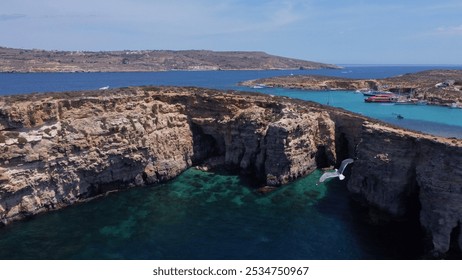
[1,86,461,257]
[241,70,462,107]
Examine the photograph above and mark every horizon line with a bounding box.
[337,63,462,67]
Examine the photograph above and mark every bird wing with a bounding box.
[338,158,354,174]
[319,171,339,183]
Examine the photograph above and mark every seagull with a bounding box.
[318,158,354,184]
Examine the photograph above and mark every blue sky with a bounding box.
[1,0,462,64]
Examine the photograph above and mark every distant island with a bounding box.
[241,70,462,107]
[0,47,340,72]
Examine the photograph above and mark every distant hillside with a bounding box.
[0,47,339,72]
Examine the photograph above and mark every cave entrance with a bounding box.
[190,122,222,165]
[335,132,350,165]
[315,145,330,168]
[448,222,462,258]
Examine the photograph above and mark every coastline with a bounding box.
[240,70,462,107]
[0,67,339,74]
[1,86,461,257]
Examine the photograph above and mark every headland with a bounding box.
[1,86,461,257]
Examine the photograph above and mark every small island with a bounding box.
[241,70,462,107]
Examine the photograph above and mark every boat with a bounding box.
[251,84,270,89]
[364,94,398,103]
[392,113,404,119]
[417,100,428,105]
[450,102,461,109]
[362,90,377,97]
[394,98,427,105]
[362,90,393,97]
[99,86,109,90]
[356,89,376,96]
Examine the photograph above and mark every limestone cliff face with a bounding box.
[0,90,196,223]
[0,86,461,257]
[0,87,336,225]
[347,122,462,256]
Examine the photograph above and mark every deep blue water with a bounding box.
[0,66,460,259]
[2,65,462,138]
[2,65,462,94]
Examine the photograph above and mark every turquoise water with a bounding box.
[240,88,462,138]
[0,169,422,259]
[1,67,461,137]
[0,67,458,259]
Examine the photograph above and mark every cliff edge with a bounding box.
[0,87,461,257]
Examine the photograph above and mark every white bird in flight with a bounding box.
[318,158,354,184]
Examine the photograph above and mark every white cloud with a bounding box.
[435,25,462,35]
[0,14,26,21]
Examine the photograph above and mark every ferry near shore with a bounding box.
[364,93,399,103]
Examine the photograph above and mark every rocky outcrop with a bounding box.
[0,86,461,257]
[241,75,379,91]
[0,87,337,225]
[348,122,462,256]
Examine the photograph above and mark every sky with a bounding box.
[1,0,462,65]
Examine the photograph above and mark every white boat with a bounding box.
[417,100,428,105]
[252,84,268,89]
[450,103,461,109]
[362,90,393,97]
[394,98,427,105]
[99,86,109,90]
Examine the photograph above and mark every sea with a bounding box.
[0,65,461,259]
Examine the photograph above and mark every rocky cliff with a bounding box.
[0,86,461,257]
[347,122,462,256]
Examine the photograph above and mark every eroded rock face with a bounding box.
[347,122,462,256]
[0,86,461,257]
[0,87,337,225]
[0,91,196,223]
